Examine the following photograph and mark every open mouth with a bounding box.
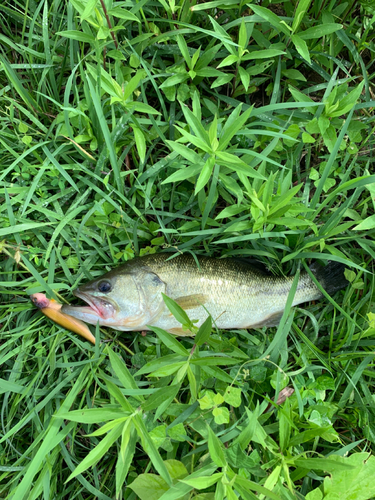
[73,291,104,318]
[61,289,117,321]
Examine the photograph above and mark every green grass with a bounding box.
[1,0,375,498]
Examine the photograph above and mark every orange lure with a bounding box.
[30,293,96,344]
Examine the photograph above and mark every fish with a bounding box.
[60,254,348,335]
[30,293,96,344]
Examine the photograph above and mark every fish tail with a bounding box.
[309,261,349,295]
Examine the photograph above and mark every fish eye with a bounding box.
[98,281,112,293]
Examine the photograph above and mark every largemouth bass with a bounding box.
[61,254,348,335]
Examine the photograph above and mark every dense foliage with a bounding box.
[1,0,375,498]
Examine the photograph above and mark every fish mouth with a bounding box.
[61,290,117,321]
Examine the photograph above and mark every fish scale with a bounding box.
[61,254,348,334]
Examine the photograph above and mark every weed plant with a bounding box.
[0,0,375,498]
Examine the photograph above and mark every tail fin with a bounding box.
[309,261,349,296]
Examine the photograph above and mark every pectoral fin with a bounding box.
[174,294,207,310]
[168,327,195,336]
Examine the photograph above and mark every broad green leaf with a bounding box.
[242,49,286,60]
[162,294,192,327]
[292,0,312,33]
[238,66,250,91]
[211,73,233,89]
[175,125,212,152]
[56,30,95,43]
[147,362,187,378]
[247,60,274,75]
[238,17,248,51]
[177,35,192,68]
[289,427,334,447]
[191,47,201,69]
[306,454,375,500]
[133,125,146,163]
[282,69,306,81]
[88,416,130,437]
[165,459,188,479]
[207,426,227,467]
[168,425,188,443]
[56,408,129,424]
[195,67,226,77]
[329,81,365,117]
[199,390,218,410]
[134,414,172,486]
[116,428,137,496]
[149,326,190,356]
[160,73,190,89]
[162,164,203,184]
[216,151,266,179]
[298,23,343,39]
[302,132,315,143]
[291,34,311,64]
[128,474,169,500]
[232,475,282,500]
[180,103,210,146]
[353,214,375,231]
[157,464,218,500]
[322,124,337,153]
[136,354,187,376]
[97,26,110,40]
[107,347,144,401]
[223,386,242,407]
[107,7,140,22]
[250,5,291,36]
[212,406,230,424]
[192,0,239,11]
[129,102,161,114]
[165,140,203,164]
[219,104,253,150]
[194,316,212,346]
[123,70,147,101]
[186,365,197,400]
[318,115,330,135]
[226,444,259,469]
[289,85,315,103]
[209,16,236,54]
[219,173,244,202]
[67,423,124,480]
[217,54,239,68]
[216,204,248,219]
[190,356,239,367]
[142,384,181,412]
[293,458,355,472]
[268,184,302,215]
[86,62,123,99]
[284,123,301,146]
[195,156,215,194]
[209,115,218,146]
[179,473,223,489]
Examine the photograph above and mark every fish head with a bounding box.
[61,267,166,330]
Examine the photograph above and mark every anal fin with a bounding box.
[246,311,284,329]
